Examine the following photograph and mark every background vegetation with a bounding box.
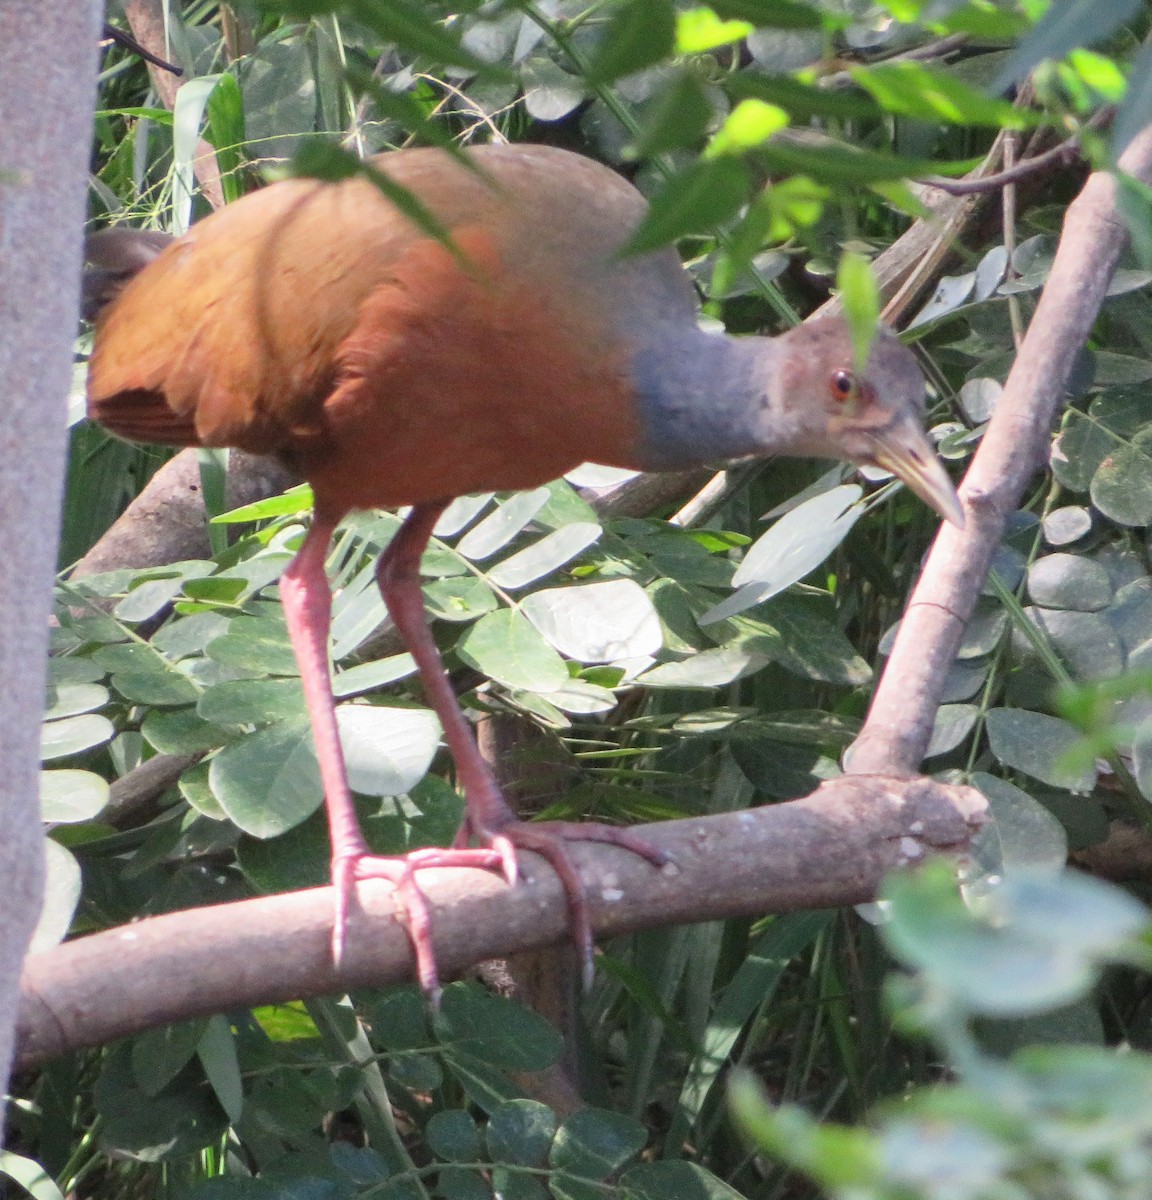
[11,1,1152,1197]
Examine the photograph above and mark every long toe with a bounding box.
[333,847,506,1002]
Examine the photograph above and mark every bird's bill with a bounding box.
[867,422,964,528]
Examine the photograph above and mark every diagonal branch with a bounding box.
[848,125,1152,776]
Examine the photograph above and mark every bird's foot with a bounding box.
[468,818,671,989]
[332,845,504,1005]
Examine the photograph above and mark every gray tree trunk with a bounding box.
[0,2,101,1134]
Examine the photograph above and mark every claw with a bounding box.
[331,845,509,998]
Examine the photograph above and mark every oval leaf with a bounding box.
[521,580,662,663]
[456,609,568,692]
[336,705,440,797]
[208,719,322,837]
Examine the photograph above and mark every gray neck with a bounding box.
[629,327,801,471]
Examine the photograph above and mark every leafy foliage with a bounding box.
[732,865,1152,1200]
[20,1,1152,1198]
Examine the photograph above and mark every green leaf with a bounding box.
[992,0,1142,93]
[549,1108,646,1179]
[985,708,1096,792]
[209,718,322,837]
[700,485,864,624]
[707,0,821,27]
[332,655,417,697]
[426,1111,480,1162]
[707,97,788,155]
[836,252,879,373]
[180,760,224,819]
[423,575,499,623]
[971,773,1068,874]
[1015,607,1124,682]
[637,643,773,689]
[40,713,115,760]
[520,580,662,663]
[181,577,247,605]
[142,707,236,755]
[882,865,1148,1017]
[1027,554,1113,612]
[39,769,109,823]
[625,157,750,253]
[924,703,978,758]
[197,678,306,726]
[114,576,192,623]
[633,70,714,156]
[1090,426,1152,526]
[111,669,200,707]
[1115,173,1152,269]
[204,71,246,205]
[43,682,108,720]
[366,988,433,1050]
[742,600,871,686]
[131,1020,209,1098]
[521,57,587,122]
[676,8,752,53]
[438,983,564,1071]
[335,704,440,796]
[197,1016,244,1124]
[46,657,105,685]
[456,609,569,692]
[586,0,675,84]
[211,483,313,523]
[456,487,551,561]
[855,61,1040,127]
[485,1100,557,1167]
[486,522,602,590]
[206,618,299,677]
[0,1152,66,1200]
[621,1160,749,1199]
[31,840,82,953]
[278,0,494,73]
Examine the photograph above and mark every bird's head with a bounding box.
[767,317,964,527]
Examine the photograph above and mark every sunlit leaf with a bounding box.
[521,580,662,663]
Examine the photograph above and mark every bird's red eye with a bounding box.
[830,370,858,404]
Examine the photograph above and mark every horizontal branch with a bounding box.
[17,775,985,1068]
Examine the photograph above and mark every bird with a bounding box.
[86,142,963,998]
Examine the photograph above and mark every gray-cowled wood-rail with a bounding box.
[86,143,962,997]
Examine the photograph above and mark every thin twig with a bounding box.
[101,22,182,75]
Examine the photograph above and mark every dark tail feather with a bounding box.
[82,227,174,322]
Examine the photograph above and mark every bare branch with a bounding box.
[16,775,986,1068]
[72,450,297,578]
[849,126,1152,776]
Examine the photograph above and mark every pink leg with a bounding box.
[378,503,670,988]
[279,510,501,999]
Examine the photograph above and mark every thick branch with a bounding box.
[849,126,1152,776]
[72,450,296,578]
[17,775,985,1067]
